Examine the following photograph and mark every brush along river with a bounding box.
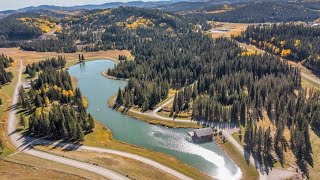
[67,60,242,179]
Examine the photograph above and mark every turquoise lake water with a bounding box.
[67,60,242,179]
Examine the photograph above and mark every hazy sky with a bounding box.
[0,0,161,11]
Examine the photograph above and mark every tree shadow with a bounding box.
[17,133,83,152]
[312,126,320,137]
[275,147,285,167]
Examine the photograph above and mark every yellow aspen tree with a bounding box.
[45,96,50,107]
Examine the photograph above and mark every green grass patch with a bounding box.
[220,141,259,180]
[83,121,212,180]
[232,132,245,146]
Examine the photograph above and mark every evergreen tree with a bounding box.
[116,88,124,105]
[19,114,26,129]
[240,101,246,126]
[88,114,95,131]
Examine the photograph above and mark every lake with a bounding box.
[67,60,242,179]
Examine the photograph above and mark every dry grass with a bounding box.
[0,47,133,66]
[1,152,105,180]
[309,128,320,179]
[205,5,234,14]
[237,42,265,55]
[35,145,178,180]
[256,111,296,168]
[209,22,249,39]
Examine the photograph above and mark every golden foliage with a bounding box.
[100,9,111,15]
[274,48,281,54]
[68,90,74,97]
[35,107,42,118]
[280,40,286,46]
[55,26,62,33]
[18,17,57,33]
[82,97,88,108]
[52,101,59,106]
[125,17,154,29]
[241,50,257,56]
[159,23,167,27]
[61,90,69,97]
[294,39,301,48]
[116,22,124,27]
[280,49,292,58]
[45,96,50,107]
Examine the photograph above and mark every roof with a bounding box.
[193,127,214,138]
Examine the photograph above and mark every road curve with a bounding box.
[7,60,129,180]
[7,60,193,180]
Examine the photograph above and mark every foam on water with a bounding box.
[149,126,242,180]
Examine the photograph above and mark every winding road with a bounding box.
[7,60,192,180]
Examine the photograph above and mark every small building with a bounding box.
[187,127,214,143]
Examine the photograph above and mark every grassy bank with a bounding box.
[220,141,259,180]
[81,120,211,180]
[35,144,178,180]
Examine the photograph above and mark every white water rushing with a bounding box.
[149,126,242,180]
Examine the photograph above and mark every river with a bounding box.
[67,60,242,179]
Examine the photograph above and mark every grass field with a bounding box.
[1,153,105,180]
[209,22,249,39]
[36,145,178,180]
[0,48,133,66]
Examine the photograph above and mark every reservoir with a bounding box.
[68,60,242,179]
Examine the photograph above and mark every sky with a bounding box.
[0,0,161,11]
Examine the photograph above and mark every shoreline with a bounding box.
[101,70,129,81]
[102,65,260,179]
[214,137,259,179]
[102,71,202,129]
[9,58,213,180]
[107,93,202,129]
